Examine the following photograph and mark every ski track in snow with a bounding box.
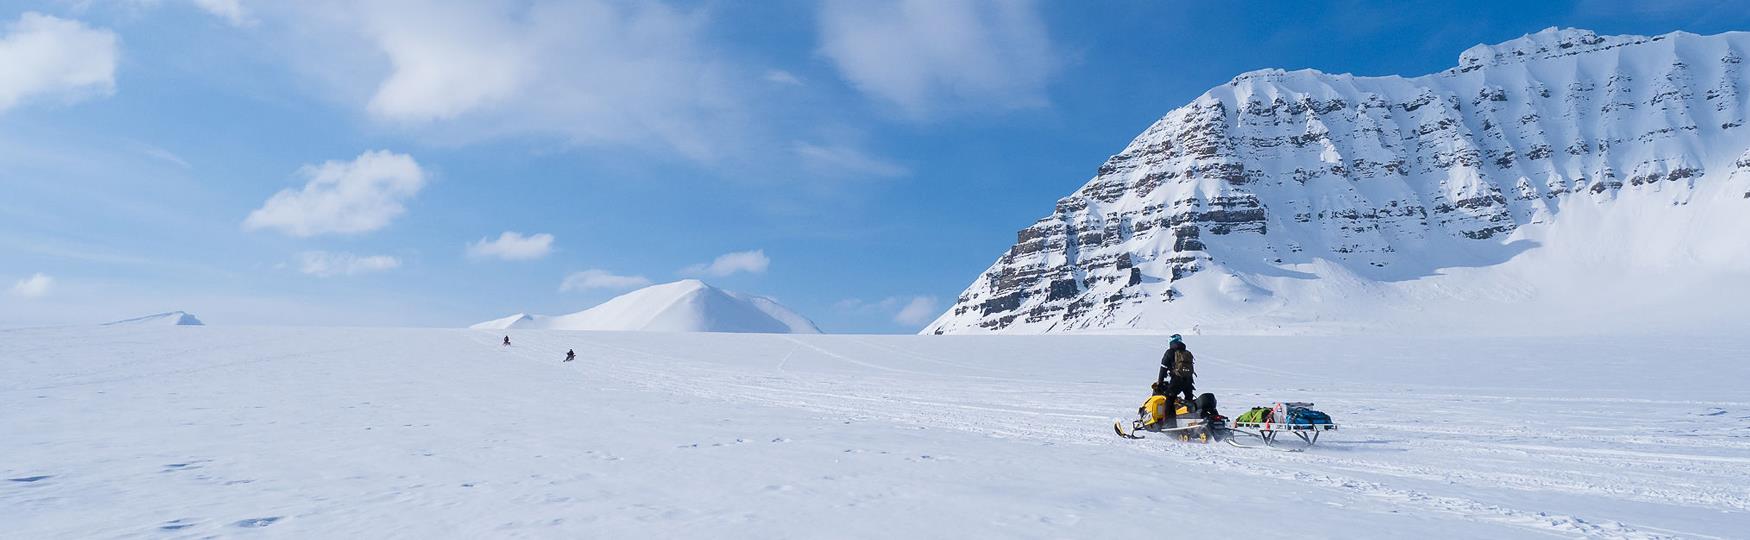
[3,327,1746,538]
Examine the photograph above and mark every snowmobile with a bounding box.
[1114,392,1229,444]
[1114,393,1338,451]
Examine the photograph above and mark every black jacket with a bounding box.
[1161,346,1195,379]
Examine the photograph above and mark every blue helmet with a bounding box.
[1169,333,1183,345]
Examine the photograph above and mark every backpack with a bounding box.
[1236,406,1272,424]
[1171,349,1196,378]
[1286,406,1332,426]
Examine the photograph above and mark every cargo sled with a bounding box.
[1225,402,1338,450]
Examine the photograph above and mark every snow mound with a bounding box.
[103,311,204,326]
[469,313,535,330]
[476,280,821,334]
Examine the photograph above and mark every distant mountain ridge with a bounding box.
[474,280,821,334]
[105,311,204,326]
[928,28,1750,335]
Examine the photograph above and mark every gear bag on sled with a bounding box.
[1285,405,1332,426]
[1237,406,1272,424]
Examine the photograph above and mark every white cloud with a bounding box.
[297,251,400,277]
[764,69,802,86]
[817,0,1057,116]
[361,4,527,122]
[467,231,554,261]
[559,269,651,292]
[243,150,425,237]
[0,12,119,113]
[271,0,745,160]
[681,249,769,277]
[893,296,938,326]
[794,142,908,178]
[90,1,252,26]
[834,296,903,313]
[129,142,191,168]
[836,294,942,327]
[9,273,53,298]
[191,0,251,27]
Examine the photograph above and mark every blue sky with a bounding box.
[2,0,1746,332]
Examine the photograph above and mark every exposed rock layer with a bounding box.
[927,28,1750,334]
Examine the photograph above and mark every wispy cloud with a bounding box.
[9,273,53,298]
[129,142,191,169]
[297,251,400,277]
[559,269,651,292]
[794,142,908,178]
[265,0,752,161]
[836,294,941,327]
[764,69,802,86]
[466,231,554,261]
[190,0,251,27]
[681,249,769,277]
[817,0,1058,117]
[0,12,119,114]
[893,296,938,326]
[243,150,425,237]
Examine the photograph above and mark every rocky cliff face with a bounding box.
[927,28,1750,335]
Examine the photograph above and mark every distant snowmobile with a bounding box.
[564,349,575,362]
[502,336,511,346]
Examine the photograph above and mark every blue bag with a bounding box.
[1286,406,1332,426]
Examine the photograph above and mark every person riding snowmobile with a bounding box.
[1158,334,1196,403]
[564,349,575,362]
[1153,334,1197,427]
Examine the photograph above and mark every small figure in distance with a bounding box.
[564,349,576,362]
[502,336,511,347]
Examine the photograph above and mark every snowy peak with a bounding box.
[1454,27,1649,72]
[104,311,204,326]
[477,280,821,334]
[927,28,1750,335]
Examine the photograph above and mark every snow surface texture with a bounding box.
[4,325,1747,538]
[929,28,1750,335]
[473,280,820,334]
[101,311,204,327]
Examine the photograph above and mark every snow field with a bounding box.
[2,326,1747,538]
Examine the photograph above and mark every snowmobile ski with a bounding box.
[1113,420,1141,439]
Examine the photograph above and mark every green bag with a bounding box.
[1236,406,1272,424]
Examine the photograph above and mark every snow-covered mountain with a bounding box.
[103,311,204,326]
[473,280,821,334]
[928,28,1750,335]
